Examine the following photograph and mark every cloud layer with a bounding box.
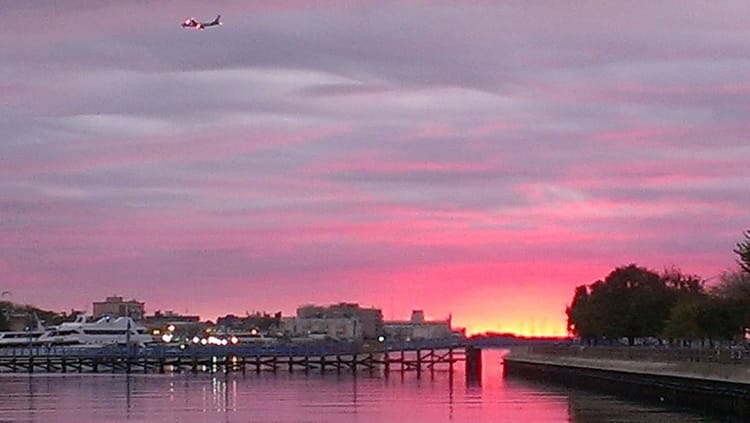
[2,1,749,334]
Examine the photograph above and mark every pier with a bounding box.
[0,338,479,377]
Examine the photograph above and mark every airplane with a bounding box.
[181,15,222,30]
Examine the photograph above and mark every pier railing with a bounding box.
[0,337,467,359]
[0,337,473,374]
[526,344,750,365]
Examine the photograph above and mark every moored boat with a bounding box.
[0,328,46,348]
[37,315,152,347]
[0,316,46,348]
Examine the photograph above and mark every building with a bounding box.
[215,312,282,335]
[383,310,458,341]
[144,310,203,339]
[92,296,145,321]
[282,316,362,341]
[296,303,383,339]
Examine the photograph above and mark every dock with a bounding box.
[0,338,479,377]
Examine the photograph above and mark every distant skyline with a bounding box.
[2,1,749,336]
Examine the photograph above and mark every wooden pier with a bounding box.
[0,339,477,376]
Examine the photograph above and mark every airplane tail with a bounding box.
[212,15,221,25]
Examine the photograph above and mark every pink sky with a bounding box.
[2,1,749,335]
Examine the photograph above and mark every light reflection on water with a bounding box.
[0,350,724,422]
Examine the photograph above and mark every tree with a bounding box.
[661,269,708,343]
[712,270,750,300]
[566,285,587,334]
[566,264,676,344]
[661,267,705,299]
[566,285,606,342]
[711,270,750,339]
[603,264,676,343]
[697,298,746,341]
[663,295,744,344]
[735,229,750,274]
[663,301,704,341]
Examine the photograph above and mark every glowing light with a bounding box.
[192,336,200,344]
[167,324,176,333]
[250,328,258,335]
[230,336,239,345]
[161,333,173,343]
[207,336,224,345]
[152,329,161,335]
[200,338,208,345]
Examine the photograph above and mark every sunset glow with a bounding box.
[2,1,748,337]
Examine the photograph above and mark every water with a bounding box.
[0,350,728,422]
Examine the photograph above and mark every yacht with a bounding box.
[0,327,46,347]
[0,316,46,348]
[216,328,275,345]
[232,332,274,344]
[37,315,152,347]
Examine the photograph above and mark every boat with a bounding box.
[0,315,46,348]
[231,331,274,344]
[216,328,275,345]
[36,315,152,347]
[0,328,46,348]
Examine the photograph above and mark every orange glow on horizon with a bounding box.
[460,319,568,338]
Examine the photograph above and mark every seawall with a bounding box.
[503,349,750,417]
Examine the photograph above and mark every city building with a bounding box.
[282,316,362,341]
[92,296,145,321]
[295,303,383,339]
[383,310,459,341]
[144,310,200,328]
[215,312,282,336]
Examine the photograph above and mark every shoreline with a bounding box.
[504,348,750,417]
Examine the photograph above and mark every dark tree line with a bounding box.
[0,300,66,332]
[566,230,750,344]
[735,229,750,274]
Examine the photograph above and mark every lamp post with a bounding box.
[125,304,132,355]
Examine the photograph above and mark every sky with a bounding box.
[2,1,749,336]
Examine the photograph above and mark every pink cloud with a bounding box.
[3,1,750,336]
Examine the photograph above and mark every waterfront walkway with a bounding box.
[506,345,750,385]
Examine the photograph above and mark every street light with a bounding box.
[125,304,131,351]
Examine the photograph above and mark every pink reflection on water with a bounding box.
[0,350,714,422]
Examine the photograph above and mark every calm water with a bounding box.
[0,350,729,422]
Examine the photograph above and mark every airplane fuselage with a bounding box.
[181,15,221,30]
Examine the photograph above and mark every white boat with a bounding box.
[0,317,46,348]
[232,332,274,344]
[0,328,46,347]
[37,315,152,347]
[216,328,275,345]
